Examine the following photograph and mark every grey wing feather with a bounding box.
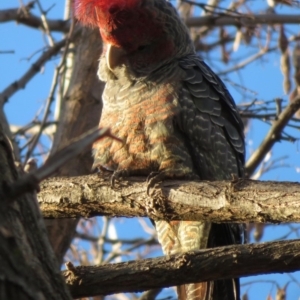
[178,55,245,300]
[178,55,245,179]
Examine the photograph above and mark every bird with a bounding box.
[74,0,245,299]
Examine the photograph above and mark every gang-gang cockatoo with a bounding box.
[74,0,245,299]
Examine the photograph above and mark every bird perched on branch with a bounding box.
[74,0,245,299]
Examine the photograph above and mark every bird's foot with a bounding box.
[146,171,167,195]
[147,170,198,195]
[111,169,130,188]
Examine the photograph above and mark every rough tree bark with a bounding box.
[39,174,300,223]
[0,125,71,299]
[63,239,300,298]
[45,26,103,264]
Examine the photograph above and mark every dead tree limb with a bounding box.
[39,174,300,223]
[63,239,300,298]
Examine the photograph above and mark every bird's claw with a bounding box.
[146,171,166,195]
[111,169,129,188]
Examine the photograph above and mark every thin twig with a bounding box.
[218,47,273,75]
[182,0,245,16]
[24,15,76,163]
[35,0,55,46]
[95,217,110,264]
[0,50,14,54]
[24,67,60,163]
[186,14,300,28]
[0,38,68,106]
[246,96,300,176]
[139,288,162,300]
[11,121,56,137]
[0,3,69,32]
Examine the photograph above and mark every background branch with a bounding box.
[64,239,300,298]
[246,96,300,176]
[0,38,68,106]
[0,3,69,32]
[186,14,300,27]
[2,4,300,33]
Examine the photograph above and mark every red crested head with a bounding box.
[74,0,193,76]
[74,0,140,28]
[74,0,165,51]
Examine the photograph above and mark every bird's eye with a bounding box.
[137,45,148,51]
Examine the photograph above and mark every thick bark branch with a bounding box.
[39,174,300,223]
[0,114,71,299]
[63,239,300,298]
[45,27,103,264]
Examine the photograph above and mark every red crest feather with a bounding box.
[74,0,141,27]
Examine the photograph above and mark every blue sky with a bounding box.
[1,0,300,299]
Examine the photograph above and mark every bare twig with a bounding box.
[95,217,110,264]
[35,0,55,46]
[24,11,77,162]
[246,96,300,176]
[218,48,273,75]
[75,232,157,246]
[139,289,162,300]
[186,14,300,27]
[0,50,14,54]
[182,0,245,16]
[0,3,69,32]
[104,237,158,264]
[10,121,56,138]
[0,38,68,106]
[24,67,60,163]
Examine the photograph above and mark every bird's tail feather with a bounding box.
[155,221,241,300]
[177,282,212,300]
[177,279,238,300]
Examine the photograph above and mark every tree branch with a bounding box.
[186,13,300,27]
[0,83,71,300]
[63,239,300,298]
[246,96,300,176]
[2,4,300,33]
[44,27,104,264]
[38,174,300,223]
[4,128,118,201]
[0,3,69,32]
[0,38,68,105]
